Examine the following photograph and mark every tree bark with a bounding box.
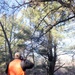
[0,22,13,61]
[47,31,57,75]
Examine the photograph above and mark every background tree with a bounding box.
[0,0,75,75]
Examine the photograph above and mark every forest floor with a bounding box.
[54,62,75,75]
[0,64,75,75]
[1,49,75,75]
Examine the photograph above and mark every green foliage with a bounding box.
[51,27,65,40]
[17,44,26,48]
[14,32,31,40]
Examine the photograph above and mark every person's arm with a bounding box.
[21,60,34,71]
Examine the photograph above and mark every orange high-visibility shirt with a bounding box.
[8,59,26,75]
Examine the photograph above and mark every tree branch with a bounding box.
[37,6,62,28]
[39,15,75,39]
[5,1,32,9]
[54,63,65,72]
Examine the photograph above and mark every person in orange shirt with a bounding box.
[6,52,34,75]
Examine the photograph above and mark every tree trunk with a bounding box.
[47,31,57,75]
[0,22,13,61]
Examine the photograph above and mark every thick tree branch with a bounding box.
[39,15,75,39]
[33,0,75,14]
